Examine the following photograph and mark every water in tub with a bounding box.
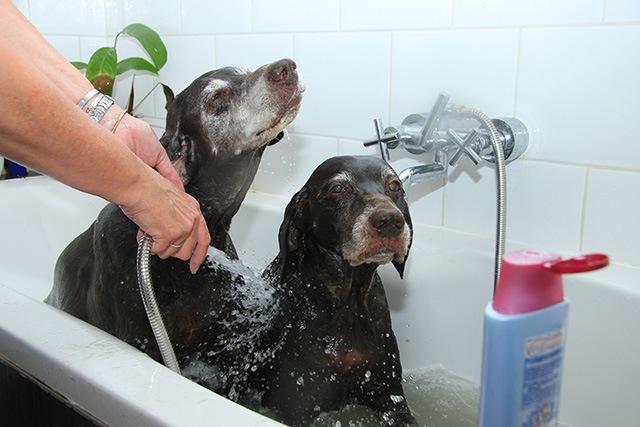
[200,247,480,426]
[310,365,479,427]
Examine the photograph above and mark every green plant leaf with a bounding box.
[118,23,167,71]
[86,47,117,96]
[116,57,159,75]
[86,47,117,82]
[71,61,88,71]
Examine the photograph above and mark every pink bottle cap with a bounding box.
[493,250,609,315]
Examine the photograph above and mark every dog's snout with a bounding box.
[369,209,405,237]
[268,59,297,84]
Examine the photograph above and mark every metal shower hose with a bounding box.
[137,233,181,374]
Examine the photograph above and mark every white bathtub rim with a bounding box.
[0,284,284,427]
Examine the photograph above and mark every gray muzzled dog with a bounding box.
[46,59,304,376]
[261,155,416,426]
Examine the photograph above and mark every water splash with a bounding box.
[182,247,284,404]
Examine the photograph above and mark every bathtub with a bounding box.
[0,175,638,426]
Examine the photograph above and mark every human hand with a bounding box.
[119,165,211,273]
[104,108,211,272]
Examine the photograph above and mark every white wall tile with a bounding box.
[583,169,640,267]
[340,0,452,30]
[159,36,216,96]
[181,0,251,35]
[337,138,379,157]
[254,134,339,198]
[390,30,519,126]
[117,0,182,35]
[442,162,497,239]
[105,0,126,35]
[605,0,640,22]
[79,37,109,63]
[252,0,340,33]
[30,0,106,35]
[505,160,586,253]
[44,36,82,62]
[517,26,640,170]
[442,158,586,253]
[293,32,391,140]
[454,0,604,27]
[215,34,294,71]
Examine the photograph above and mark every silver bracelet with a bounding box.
[76,88,100,109]
[86,94,115,123]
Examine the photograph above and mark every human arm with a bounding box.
[0,0,183,189]
[0,2,210,272]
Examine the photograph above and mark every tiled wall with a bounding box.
[13,0,640,271]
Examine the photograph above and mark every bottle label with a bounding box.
[521,329,564,427]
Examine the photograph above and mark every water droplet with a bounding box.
[390,395,404,404]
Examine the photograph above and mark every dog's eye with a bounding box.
[206,92,229,114]
[388,179,402,193]
[328,182,352,195]
[330,184,345,194]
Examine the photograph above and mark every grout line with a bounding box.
[578,167,592,252]
[440,177,447,227]
[522,158,640,175]
[249,0,254,34]
[513,28,523,116]
[387,31,393,125]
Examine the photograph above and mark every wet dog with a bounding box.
[46,59,304,377]
[260,155,416,426]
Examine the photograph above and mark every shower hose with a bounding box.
[137,233,182,374]
[461,108,507,295]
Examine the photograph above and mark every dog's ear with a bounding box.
[161,121,196,187]
[278,188,308,258]
[392,194,413,279]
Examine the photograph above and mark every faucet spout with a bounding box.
[399,151,447,191]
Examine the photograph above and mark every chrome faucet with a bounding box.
[364,92,529,289]
[363,92,529,190]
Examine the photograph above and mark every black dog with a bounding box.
[46,59,304,376]
[260,155,416,426]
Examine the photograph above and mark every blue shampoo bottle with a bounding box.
[478,250,608,427]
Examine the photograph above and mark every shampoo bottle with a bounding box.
[478,250,608,427]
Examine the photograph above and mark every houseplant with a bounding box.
[72,23,174,112]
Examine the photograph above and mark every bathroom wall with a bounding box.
[13,0,640,277]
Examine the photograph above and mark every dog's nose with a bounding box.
[268,59,297,85]
[369,209,405,237]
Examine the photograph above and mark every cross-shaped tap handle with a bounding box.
[363,118,399,163]
[447,128,483,166]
